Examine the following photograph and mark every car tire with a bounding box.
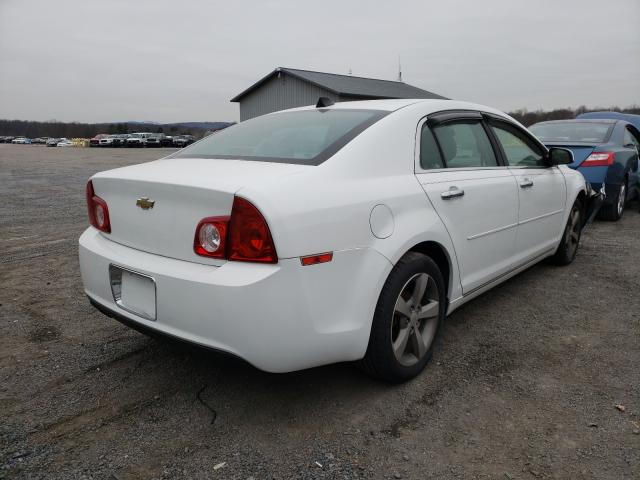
[598,177,627,221]
[359,252,446,383]
[550,198,582,266]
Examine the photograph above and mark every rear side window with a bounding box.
[171,109,388,165]
[431,121,498,168]
[420,126,444,169]
[490,123,545,167]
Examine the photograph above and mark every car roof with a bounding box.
[282,98,514,118]
[576,111,640,130]
[577,111,640,120]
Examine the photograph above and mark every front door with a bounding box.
[487,119,566,262]
[415,115,519,294]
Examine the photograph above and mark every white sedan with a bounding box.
[79,99,592,382]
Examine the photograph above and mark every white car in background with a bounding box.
[125,132,154,147]
[79,99,594,382]
[99,134,127,147]
[57,139,74,147]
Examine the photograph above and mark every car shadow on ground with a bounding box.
[93,254,552,433]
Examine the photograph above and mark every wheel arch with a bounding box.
[406,240,453,304]
[576,188,586,210]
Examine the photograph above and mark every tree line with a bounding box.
[1,105,638,137]
[0,120,219,139]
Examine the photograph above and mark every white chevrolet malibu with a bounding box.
[80,99,591,382]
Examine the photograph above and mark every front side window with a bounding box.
[171,109,387,165]
[491,123,545,167]
[431,121,498,168]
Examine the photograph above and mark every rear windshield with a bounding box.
[170,109,388,165]
[529,122,613,143]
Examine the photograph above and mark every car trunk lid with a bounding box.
[90,157,308,266]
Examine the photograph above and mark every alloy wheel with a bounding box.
[617,183,626,217]
[391,273,440,367]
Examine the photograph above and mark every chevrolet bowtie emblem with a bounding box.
[136,197,155,210]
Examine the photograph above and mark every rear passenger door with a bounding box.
[415,111,519,295]
[486,117,566,262]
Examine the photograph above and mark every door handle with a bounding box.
[441,186,465,199]
[519,178,534,188]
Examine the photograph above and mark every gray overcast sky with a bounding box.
[1,0,638,123]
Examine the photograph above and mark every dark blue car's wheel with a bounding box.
[598,177,628,221]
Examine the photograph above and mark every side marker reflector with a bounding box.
[300,252,333,266]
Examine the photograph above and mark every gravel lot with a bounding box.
[1,144,639,479]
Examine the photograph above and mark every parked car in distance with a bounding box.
[31,137,50,144]
[80,99,598,383]
[90,134,109,147]
[99,134,128,147]
[126,132,154,147]
[530,119,640,221]
[99,135,117,147]
[116,134,131,146]
[12,137,30,144]
[577,111,640,131]
[0,136,15,143]
[46,138,61,147]
[145,134,165,148]
[172,135,194,147]
[160,135,174,147]
[57,139,74,147]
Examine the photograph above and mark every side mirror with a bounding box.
[548,147,573,166]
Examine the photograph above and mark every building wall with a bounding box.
[238,73,341,121]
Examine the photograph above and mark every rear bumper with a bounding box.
[575,165,608,186]
[576,166,629,204]
[88,297,246,361]
[79,228,391,372]
[582,183,604,228]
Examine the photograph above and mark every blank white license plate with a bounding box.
[109,265,156,320]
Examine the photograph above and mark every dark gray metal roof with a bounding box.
[230,67,447,102]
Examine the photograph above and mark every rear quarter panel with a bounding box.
[237,106,462,302]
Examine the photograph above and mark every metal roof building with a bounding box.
[230,67,448,121]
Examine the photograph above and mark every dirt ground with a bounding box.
[1,144,638,479]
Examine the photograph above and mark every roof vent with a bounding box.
[316,97,334,108]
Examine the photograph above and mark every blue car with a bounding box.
[530,119,640,221]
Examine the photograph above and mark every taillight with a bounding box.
[194,196,277,264]
[193,217,229,259]
[86,180,111,233]
[582,152,614,167]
